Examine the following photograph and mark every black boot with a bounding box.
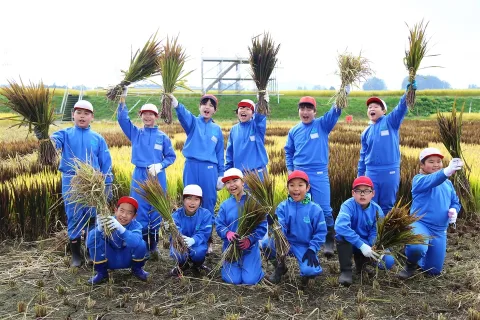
[398,260,417,280]
[70,238,82,267]
[324,226,335,258]
[268,261,288,284]
[191,260,211,276]
[354,253,372,275]
[337,241,353,286]
[170,261,190,277]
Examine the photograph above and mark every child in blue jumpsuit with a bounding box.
[335,176,395,286]
[216,168,267,285]
[50,100,113,267]
[398,148,462,279]
[170,184,213,276]
[268,170,327,286]
[225,99,268,178]
[87,196,148,284]
[284,95,344,257]
[117,95,176,254]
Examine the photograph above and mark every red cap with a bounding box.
[287,170,309,184]
[237,99,255,112]
[298,96,317,108]
[352,176,374,189]
[117,196,139,211]
[200,94,218,109]
[366,97,387,110]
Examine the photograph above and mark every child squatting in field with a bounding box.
[117,90,176,255]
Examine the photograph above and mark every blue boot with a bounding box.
[131,261,149,281]
[88,263,109,284]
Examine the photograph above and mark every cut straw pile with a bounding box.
[106,33,162,102]
[0,79,57,166]
[134,174,188,256]
[65,159,112,237]
[437,102,477,219]
[243,170,290,259]
[158,35,193,124]
[248,32,280,116]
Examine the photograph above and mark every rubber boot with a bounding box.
[268,261,288,284]
[88,263,109,284]
[354,253,373,275]
[70,238,82,267]
[131,260,149,281]
[337,241,353,286]
[324,226,335,258]
[191,259,211,276]
[398,260,417,280]
[170,261,190,277]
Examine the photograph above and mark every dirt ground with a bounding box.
[1,219,479,320]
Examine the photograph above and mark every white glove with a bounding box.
[216,177,224,190]
[444,158,464,177]
[96,216,108,232]
[148,163,163,176]
[167,93,178,108]
[359,243,380,260]
[107,216,126,234]
[161,220,170,231]
[121,86,128,97]
[257,91,270,103]
[345,84,351,96]
[182,235,195,248]
[448,208,458,225]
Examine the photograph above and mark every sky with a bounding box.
[0,0,479,91]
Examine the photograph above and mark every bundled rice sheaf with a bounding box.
[0,79,57,166]
[248,32,280,115]
[158,35,193,124]
[134,174,188,255]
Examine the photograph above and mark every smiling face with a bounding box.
[141,111,158,127]
[199,99,217,121]
[287,178,310,202]
[367,102,386,123]
[352,186,375,209]
[298,105,317,124]
[237,106,254,123]
[421,155,444,174]
[183,195,201,215]
[114,203,137,226]
[73,109,94,128]
[225,178,244,198]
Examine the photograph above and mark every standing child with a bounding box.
[51,100,113,267]
[225,99,268,178]
[215,168,267,285]
[335,176,395,286]
[268,170,327,286]
[398,148,462,279]
[87,196,148,284]
[117,96,176,254]
[170,184,213,276]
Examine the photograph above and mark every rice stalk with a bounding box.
[248,32,280,115]
[0,79,58,166]
[158,35,194,124]
[133,174,188,255]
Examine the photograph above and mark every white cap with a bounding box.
[237,99,255,111]
[140,104,159,115]
[221,168,244,183]
[183,184,202,198]
[73,100,94,113]
[419,147,444,162]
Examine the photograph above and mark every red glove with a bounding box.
[238,238,251,250]
[226,231,239,242]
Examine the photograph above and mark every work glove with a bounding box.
[406,80,417,91]
[301,249,319,267]
[345,84,351,96]
[104,184,113,202]
[448,208,458,226]
[182,236,195,248]
[107,216,126,234]
[33,126,43,140]
[96,216,108,232]
[359,243,380,260]
[256,91,270,103]
[148,163,163,176]
[238,238,251,250]
[226,231,239,242]
[167,93,178,108]
[443,158,464,177]
[216,177,224,191]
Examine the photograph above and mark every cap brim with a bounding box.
[73,107,93,113]
[221,175,242,183]
[422,153,444,160]
[366,97,385,109]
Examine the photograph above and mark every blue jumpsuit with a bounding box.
[335,197,394,269]
[215,194,267,285]
[51,126,113,240]
[225,113,268,178]
[170,207,213,265]
[87,218,147,269]
[358,94,408,214]
[405,170,461,275]
[175,104,225,215]
[117,103,176,250]
[284,106,341,227]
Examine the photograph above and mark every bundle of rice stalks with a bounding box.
[106,33,162,102]
[158,35,193,124]
[403,19,439,109]
[248,32,280,115]
[134,174,188,256]
[223,195,268,262]
[65,159,112,237]
[332,52,372,109]
[437,102,477,219]
[0,79,57,166]
[243,170,290,259]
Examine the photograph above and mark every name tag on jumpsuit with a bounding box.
[310,133,319,139]
[211,136,218,143]
[303,216,311,223]
[154,144,163,150]
[380,130,389,136]
[250,136,256,141]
